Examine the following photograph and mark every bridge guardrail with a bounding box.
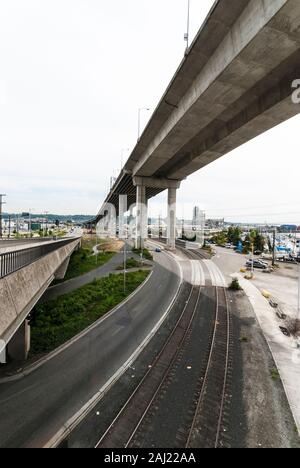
[0,238,79,279]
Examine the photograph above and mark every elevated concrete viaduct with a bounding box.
[0,238,81,362]
[95,0,300,249]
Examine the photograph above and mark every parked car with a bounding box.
[155,248,162,253]
[277,256,297,264]
[246,259,268,270]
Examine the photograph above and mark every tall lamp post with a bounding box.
[184,0,191,52]
[44,211,49,237]
[138,108,150,142]
[123,243,127,294]
[0,194,6,238]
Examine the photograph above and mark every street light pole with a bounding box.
[29,210,32,238]
[123,242,127,294]
[272,228,276,267]
[138,108,150,142]
[0,194,6,238]
[298,262,300,321]
[44,211,49,237]
[185,0,191,51]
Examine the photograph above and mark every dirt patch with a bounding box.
[98,239,124,253]
[230,290,300,448]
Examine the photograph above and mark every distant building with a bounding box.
[192,206,200,227]
[206,218,225,230]
[280,225,297,233]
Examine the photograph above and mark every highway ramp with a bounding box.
[0,249,181,448]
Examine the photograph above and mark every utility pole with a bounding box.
[123,243,127,294]
[16,214,19,237]
[8,215,11,239]
[0,194,6,238]
[158,214,162,239]
[44,211,49,237]
[272,228,277,267]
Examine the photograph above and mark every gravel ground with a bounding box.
[58,283,193,448]
[59,287,300,449]
[230,290,300,449]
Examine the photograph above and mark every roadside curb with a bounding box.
[0,269,154,384]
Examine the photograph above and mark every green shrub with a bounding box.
[229,278,242,291]
[132,248,153,261]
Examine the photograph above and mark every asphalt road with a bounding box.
[0,250,181,448]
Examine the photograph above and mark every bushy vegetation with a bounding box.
[229,278,242,291]
[132,248,153,261]
[116,257,141,270]
[54,246,115,284]
[211,227,266,254]
[242,230,265,254]
[31,271,149,355]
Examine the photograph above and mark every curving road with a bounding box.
[0,250,181,448]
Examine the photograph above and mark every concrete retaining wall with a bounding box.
[0,239,80,346]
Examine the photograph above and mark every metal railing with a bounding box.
[0,238,79,279]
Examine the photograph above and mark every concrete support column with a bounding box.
[0,342,6,364]
[136,185,147,250]
[55,256,70,280]
[7,320,30,362]
[167,187,177,250]
[119,195,128,240]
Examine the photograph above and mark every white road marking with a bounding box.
[203,260,227,287]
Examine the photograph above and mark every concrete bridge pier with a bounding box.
[54,257,71,280]
[7,320,30,362]
[135,184,147,250]
[133,176,181,251]
[118,195,128,240]
[167,187,177,251]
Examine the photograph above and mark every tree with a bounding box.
[243,234,252,254]
[243,230,266,254]
[228,226,242,246]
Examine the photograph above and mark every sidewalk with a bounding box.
[234,273,300,435]
[41,247,152,302]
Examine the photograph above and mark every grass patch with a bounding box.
[239,336,249,343]
[229,278,242,291]
[116,257,141,270]
[132,248,153,261]
[54,247,115,284]
[271,368,281,381]
[31,271,149,355]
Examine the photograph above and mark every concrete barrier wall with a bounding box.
[0,239,80,345]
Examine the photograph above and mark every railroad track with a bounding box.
[95,282,201,448]
[186,287,232,449]
[95,242,232,449]
[126,287,232,449]
[151,237,210,260]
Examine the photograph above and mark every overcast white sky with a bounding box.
[0,0,300,224]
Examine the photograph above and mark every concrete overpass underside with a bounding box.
[98,0,300,248]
